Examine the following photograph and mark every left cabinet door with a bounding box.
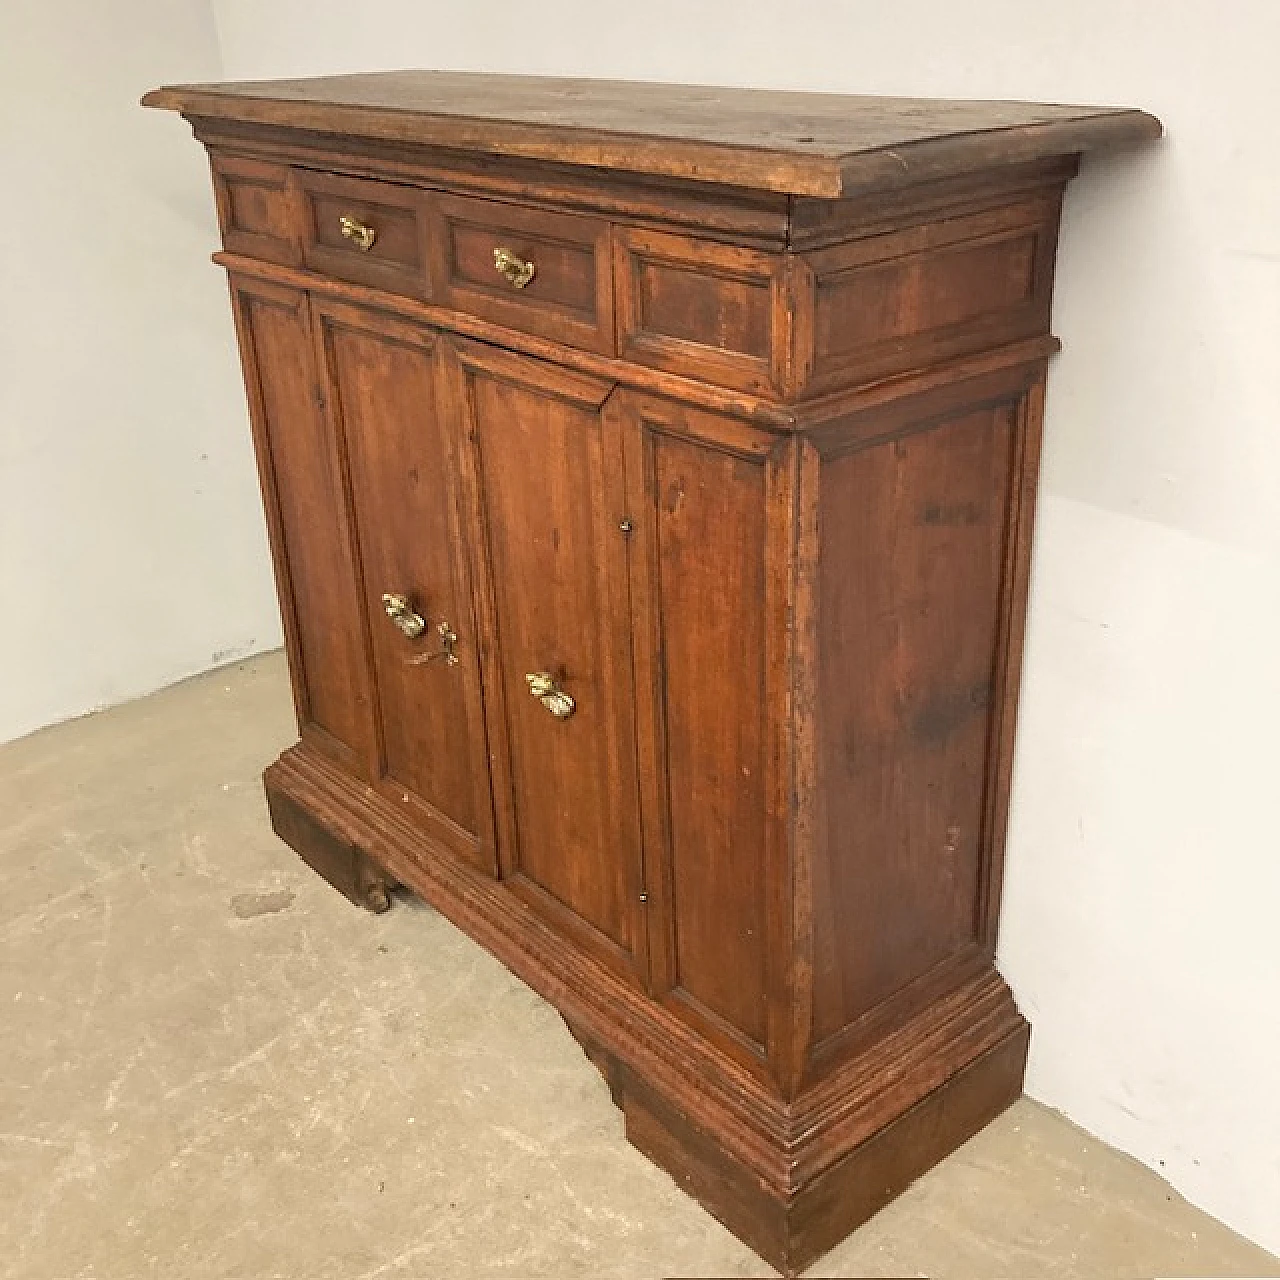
[310,298,498,876]
[229,275,377,774]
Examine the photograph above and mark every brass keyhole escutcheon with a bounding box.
[340,214,377,251]
[408,620,460,667]
[493,245,536,289]
[525,671,575,719]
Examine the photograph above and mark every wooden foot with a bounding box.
[264,766,398,913]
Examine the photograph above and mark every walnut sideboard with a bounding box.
[143,73,1159,1273]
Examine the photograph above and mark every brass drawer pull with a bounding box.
[493,245,536,289]
[340,214,377,251]
[525,671,574,719]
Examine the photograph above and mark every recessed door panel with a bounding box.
[314,300,495,873]
[228,276,375,774]
[449,341,646,977]
[617,392,793,1075]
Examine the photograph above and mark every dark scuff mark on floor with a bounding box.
[230,888,295,919]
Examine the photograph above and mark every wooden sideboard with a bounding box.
[143,73,1159,1273]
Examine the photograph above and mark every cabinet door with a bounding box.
[446,340,648,980]
[617,392,795,1079]
[312,300,496,875]
[228,275,376,774]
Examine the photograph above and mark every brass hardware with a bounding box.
[382,592,426,639]
[618,519,633,534]
[525,671,575,719]
[493,245,536,289]
[384,593,460,666]
[340,214,377,251]
[436,620,459,666]
[408,620,460,667]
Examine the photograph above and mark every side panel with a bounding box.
[619,394,794,1077]
[210,153,299,265]
[797,193,1063,396]
[808,389,1024,1049]
[312,300,497,874]
[227,274,375,773]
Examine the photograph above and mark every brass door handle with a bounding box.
[340,214,377,251]
[493,246,536,289]
[383,592,426,638]
[525,671,575,719]
[383,593,459,665]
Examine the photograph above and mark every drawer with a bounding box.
[294,169,431,299]
[428,194,614,355]
[613,227,791,396]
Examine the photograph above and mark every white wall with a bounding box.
[0,0,280,745]
[208,0,1280,1254]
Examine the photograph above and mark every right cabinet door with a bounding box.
[446,339,649,984]
[615,392,795,1077]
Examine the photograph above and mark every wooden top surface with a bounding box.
[142,71,1161,199]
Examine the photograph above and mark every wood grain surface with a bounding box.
[152,71,1160,1274]
[143,70,1161,197]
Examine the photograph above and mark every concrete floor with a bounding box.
[2,652,1276,1280]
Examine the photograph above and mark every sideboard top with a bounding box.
[142,70,1161,199]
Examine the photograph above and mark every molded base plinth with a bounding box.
[263,743,1029,1275]
[614,1024,1028,1273]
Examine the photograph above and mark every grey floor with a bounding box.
[2,651,1276,1279]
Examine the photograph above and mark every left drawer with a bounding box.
[294,169,431,300]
